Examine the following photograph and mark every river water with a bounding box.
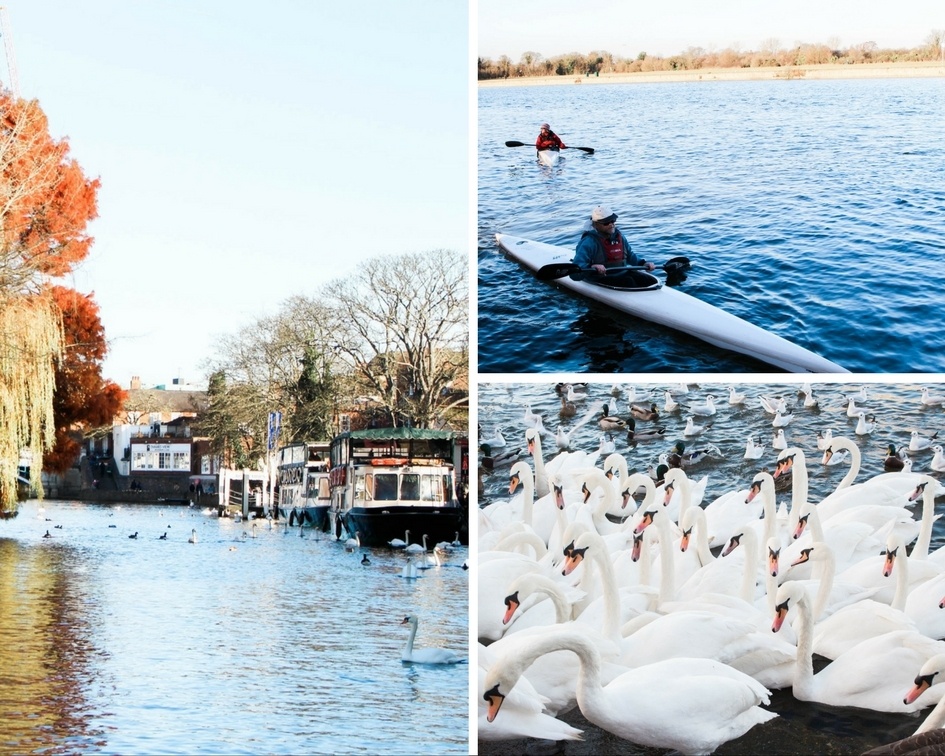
[477,379,945,754]
[477,77,945,373]
[0,502,468,755]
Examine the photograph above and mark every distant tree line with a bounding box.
[479,31,945,80]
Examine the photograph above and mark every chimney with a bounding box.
[130,376,141,390]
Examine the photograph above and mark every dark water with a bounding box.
[477,78,945,373]
[476,379,945,754]
[0,502,468,755]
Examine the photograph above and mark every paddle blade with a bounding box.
[573,146,595,154]
[505,140,528,148]
[535,262,580,280]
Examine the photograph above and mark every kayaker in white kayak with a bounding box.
[573,205,656,276]
[536,123,566,152]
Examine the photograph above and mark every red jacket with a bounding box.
[536,130,565,151]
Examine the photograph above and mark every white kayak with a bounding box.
[537,148,560,167]
[495,233,849,374]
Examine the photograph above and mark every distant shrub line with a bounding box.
[478,35,945,80]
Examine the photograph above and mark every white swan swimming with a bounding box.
[483,627,776,755]
[477,655,583,743]
[188,528,198,544]
[401,558,418,579]
[400,615,464,664]
[773,580,945,712]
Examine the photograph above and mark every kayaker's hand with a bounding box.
[592,264,607,275]
[645,262,656,271]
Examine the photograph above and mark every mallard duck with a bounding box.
[625,416,667,442]
[883,444,906,472]
[669,440,721,467]
[559,394,577,418]
[598,404,627,432]
[630,402,660,422]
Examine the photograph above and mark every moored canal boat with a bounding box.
[328,427,465,548]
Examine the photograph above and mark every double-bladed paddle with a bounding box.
[505,140,595,155]
[536,257,691,281]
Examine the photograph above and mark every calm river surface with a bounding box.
[477,379,945,754]
[0,502,468,755]
[478,78,945,373]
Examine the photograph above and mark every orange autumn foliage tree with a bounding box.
[0,93,100,288]
[43,286,126,475]
[0,93,101,512]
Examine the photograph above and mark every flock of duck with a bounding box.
[477,381,945,755]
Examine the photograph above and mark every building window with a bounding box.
[173,452,189,470]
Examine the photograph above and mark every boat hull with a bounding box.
[537,149,559,166]
[495,233,848,373]
[288,505,330,531]
[339,506,465,548]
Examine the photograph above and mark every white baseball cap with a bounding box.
[591,205,618,223]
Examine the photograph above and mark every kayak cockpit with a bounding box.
[573,270,662,292]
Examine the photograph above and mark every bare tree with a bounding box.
[321,249,467,430]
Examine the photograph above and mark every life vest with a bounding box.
[582,230,628,266]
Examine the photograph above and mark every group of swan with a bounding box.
[478,413,945,751]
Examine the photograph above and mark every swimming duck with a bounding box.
[668,440,720,467]
[625,416,667,443]
[883,444,906,472]
[559,395,577,418]
[630,402,660,422]
[598,404,627,432]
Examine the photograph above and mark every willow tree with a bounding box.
[0,93,100,515]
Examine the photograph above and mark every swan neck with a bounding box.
[912,487,936,561]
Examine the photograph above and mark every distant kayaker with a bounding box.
[536,123,565,152]
[573,205,656,276]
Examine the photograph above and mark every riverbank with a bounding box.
[479,60,945,87]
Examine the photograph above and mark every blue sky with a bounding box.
[3,0,469,389]
[478,0,944,61]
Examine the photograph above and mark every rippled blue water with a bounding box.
[0,503,468,755]
[478,379,945,753]
[478,78,945,373]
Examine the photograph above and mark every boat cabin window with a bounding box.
[373,473,399,501]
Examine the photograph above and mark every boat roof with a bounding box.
[338,427,456,441]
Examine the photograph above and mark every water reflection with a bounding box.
[0,538,106,753]
[0,504,468,754]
